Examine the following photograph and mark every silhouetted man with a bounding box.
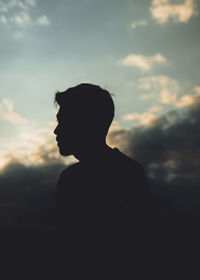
[54,83,148,272]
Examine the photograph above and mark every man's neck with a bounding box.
[73,142,113,163]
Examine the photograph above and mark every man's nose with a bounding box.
[54,126,58,135]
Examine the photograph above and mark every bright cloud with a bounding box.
[0,121,56,169]
[0,0,29,13]
[122,104,163,126]
[175,86,200,108]
[139,75,179,104]
[36,15,50,26]
[123,112,159,126]
[0,120,75,170]
[139,77,200,109]
[120,53,167,71]
[148,105,163,113]
[150,0,197,24]
[0,0,50,28]
[20,138,60,166]
[0,98,28,124]
[0,139,58,170]
[10,11,31,26]
[130,19,147,29]
[107,125,132,156]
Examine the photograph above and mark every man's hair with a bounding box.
[55,83,115,136]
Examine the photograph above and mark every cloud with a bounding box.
[25,0,36,7]
[0,121,76,229]
[108,87,200,226]
[150,0,197,24]
[122,105,163,126]
[0,120,76,170]
[36,15,50,26]
[130,19,147,29]
[109,87,200,185]
[175,86,200,108]
[120,53,167,71]
[0,138,61,170]
[0,156,65,229]
[0,98,28,124]
[10,11,31,26]
[109,91,200,244]
[0,14,8,23]
[139,75,179,104]
[0,123,65,228]
[123,112,159,126]
[0,0,50,29]
[24,139,62,166]
[139,76,200,109]
[0,0,30,13]
[148,105,163,113]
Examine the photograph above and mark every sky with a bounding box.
[0,0,200,229]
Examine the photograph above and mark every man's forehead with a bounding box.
[56,107,74,120]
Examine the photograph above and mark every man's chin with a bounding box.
[58,146,72,156]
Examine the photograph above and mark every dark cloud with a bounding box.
[108,98,200,252]
[109,98,200,188]
[0,157,66,230]
[109,101,200,266]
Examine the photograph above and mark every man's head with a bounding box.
[54,83,115,156]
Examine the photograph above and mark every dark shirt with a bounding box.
[55,148,148,246]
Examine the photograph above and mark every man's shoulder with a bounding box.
[59,162,80,180]
[112,148,144,172]
[56,163,80,192]
[61,162,80,174]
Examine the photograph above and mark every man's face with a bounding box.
[54,107,80,156]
